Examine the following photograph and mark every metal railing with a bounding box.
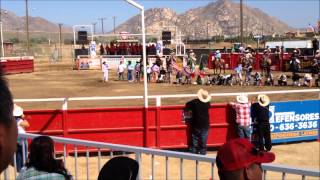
[2,133,319,180]
[13,89,320,109]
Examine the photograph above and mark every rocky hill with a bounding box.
[0,0,293,37]
[115,0,293,38]
[0,9,72,32]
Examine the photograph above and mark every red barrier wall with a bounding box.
[25,104,237,150]
[0,57,34,74]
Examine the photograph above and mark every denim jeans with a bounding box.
[128,70,133,81]
[16,139,28,172]
[237,125,251,139]
[189,127,209,155]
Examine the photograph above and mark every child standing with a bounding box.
[234,64,243,85]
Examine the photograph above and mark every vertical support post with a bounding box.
[211,162,215,180]
[25,0,30,54]
[263,170,267,180]
[58,23,63,61]
[195,160,199,180]
[0,22,4,57]
[125,0,148,147]
[113,16,116,34]
[143,106,149,147]
[62,98,69,154]
[240,0,243,45]
[3,168,9,180]
[180,158,184,180]
[135,153,141,180]
[73,26,76,50]
[156,96,161,148]
[151,155,155,180]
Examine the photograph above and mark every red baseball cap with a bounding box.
[216,138,275,171]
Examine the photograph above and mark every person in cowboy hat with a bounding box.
[184,89,211,155]
[229,94,251,139]
[251,94,272,151]
[216,138,275,180]
[13,104,30,172]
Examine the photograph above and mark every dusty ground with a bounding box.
[7,60,319,110]
[2,59,319,179]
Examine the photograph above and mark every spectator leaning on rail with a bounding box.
[17,136,72,180]
[185,89,211,155]
[216,138,275,180]
[14,104,30,172]
[251,95,272,151]
[229,94,251,139]
[0,69,17,173]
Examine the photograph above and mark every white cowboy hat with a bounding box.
[257,94,270,107]
[13,104,24,117]
[236,94,248,104]
[197,89,211,103]
[216,50,220,53]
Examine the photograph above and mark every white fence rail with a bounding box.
[2,133,319,180]
[13,89,320,109]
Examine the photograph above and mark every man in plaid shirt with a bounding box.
[229,94,251,139]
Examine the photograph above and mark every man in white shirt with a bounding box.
[117,60,126,81]
[102,61,109,82]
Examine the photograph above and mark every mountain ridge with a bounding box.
[1,0,294,38]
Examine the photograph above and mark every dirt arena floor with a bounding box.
[3,59,320,179]
[7,60,319,110]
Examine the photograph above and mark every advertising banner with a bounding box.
[269,100,319,143]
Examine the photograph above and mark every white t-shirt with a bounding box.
[17,118,26,134]
[118,64,126,73]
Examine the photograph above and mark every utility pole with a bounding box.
[16,28,20,42]
[25,0,30,54]
[240,0,243,46]
[206,22,210,40]
[98,17,106,34]
[92,22,97,35]
[113,16,116,34]
[58,23,63,60]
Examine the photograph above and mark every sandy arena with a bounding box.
[4,59,320,179]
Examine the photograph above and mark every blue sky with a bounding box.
[1,0,319,31]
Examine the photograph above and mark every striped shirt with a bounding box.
[230,102,251,127]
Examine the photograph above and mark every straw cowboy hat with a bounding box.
[257,94,270,107]
[197,89,211,103]
[236,94,248,104]
[13,104,24,117]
